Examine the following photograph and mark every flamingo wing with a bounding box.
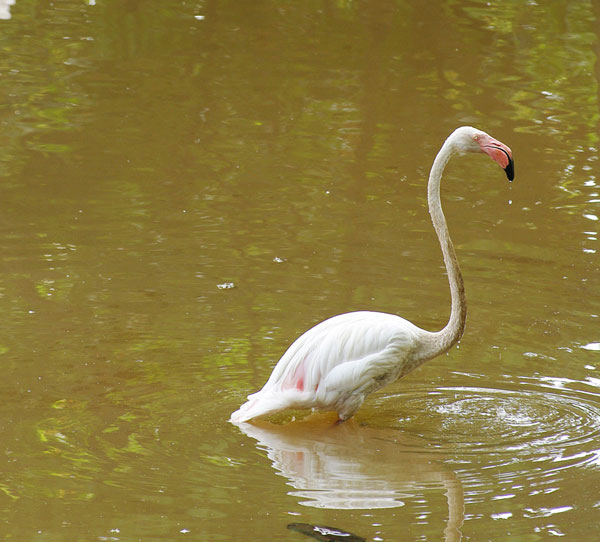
[230,311,423,423]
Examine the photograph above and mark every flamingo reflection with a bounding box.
[235,415,464,542]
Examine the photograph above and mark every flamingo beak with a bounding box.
[503,154,514,181]
[479,135,514,181]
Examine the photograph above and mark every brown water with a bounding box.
[1,1,599,540]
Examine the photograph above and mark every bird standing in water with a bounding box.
[230,126,514,424]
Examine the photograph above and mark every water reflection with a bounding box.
[378,379,600,538]
[234,415,464,542]
[235,376,600,539]
[0,0,15,20]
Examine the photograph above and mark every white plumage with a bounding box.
[230,126,514,424]
[231,312,427,423]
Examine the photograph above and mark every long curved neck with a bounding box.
[416,137,467,362]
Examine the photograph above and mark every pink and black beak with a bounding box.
[480,134,514,181]
[499,148,514,181]
[505,157,514,181]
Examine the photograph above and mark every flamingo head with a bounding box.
[451,126,514,181]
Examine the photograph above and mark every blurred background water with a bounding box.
[0,1,599,540]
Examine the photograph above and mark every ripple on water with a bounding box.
[385,380,600,477]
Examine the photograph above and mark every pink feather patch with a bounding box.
[283,358,306,391]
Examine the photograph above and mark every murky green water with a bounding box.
[1,1,599,540]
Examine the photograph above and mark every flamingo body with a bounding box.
[230,126,514,424]
[231,311,429,423]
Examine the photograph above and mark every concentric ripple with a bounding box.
[384,379,600,472]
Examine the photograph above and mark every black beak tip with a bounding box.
[504,158,514,182]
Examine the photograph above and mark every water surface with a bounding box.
[1,1,599,540]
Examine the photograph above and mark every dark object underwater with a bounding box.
[287,522,366,542]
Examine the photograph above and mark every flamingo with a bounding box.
[230,126,514,424]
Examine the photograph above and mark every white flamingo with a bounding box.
[230,126,514,424]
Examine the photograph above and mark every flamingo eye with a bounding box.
[473,134,479,141]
